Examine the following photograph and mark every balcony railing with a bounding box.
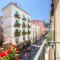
[14,20,20,27]
[27,24,30,28]
[27,30,31,34]
[22,23,26,28]
[22,30,26,36]
[34,39,46,60]
[14,29,21,37]
[14,11,20,18]
[14,23,20,27]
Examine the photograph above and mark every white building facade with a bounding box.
[1,3,31,45]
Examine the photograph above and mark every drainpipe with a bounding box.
[54,7,56,60]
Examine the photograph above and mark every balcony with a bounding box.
[14,20,20,27]
[27,30,31,34]
[33,39,46,60]
[22,23,26,28]
[22,30,26,36]
[27,24,30,28]
[14,29,21,37]
[14,11,20,18]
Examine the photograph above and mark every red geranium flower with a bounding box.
[15,58,20,60]
[16,51,20,54]
[7,49,12,54]
[1,51,6,57]
[16,48,20,54]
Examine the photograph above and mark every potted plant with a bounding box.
[22,30,26,36]
[0,44,20,60]
[14,29,21,37]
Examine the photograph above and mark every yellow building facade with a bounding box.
[51,0,60,60]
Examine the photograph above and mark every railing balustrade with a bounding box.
[34,39,46,60]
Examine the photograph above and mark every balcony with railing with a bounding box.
[27,24,30,28]
[14,11,20,19]
[27,29,31,35]
[14,20,20,27]
[33,39,46,60]
[22,22,26,28]
[14,29,21,37]
[22,30,26,36]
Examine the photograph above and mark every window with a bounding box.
[28,18,30,22]
[22,22,26,28]
[22,15,26,20]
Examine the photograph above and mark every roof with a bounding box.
[2,2,30,15]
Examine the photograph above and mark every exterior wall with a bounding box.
[48,47,54,60]
[2,4,12,17]
[2,17,12,35]
[2,3,31,44]
[51,0,60,59]
[31,20,46,43]
[55,0,60,58]
[31,24,38,43]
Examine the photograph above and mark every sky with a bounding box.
[0,0,51,23]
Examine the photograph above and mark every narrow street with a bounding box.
[21,38,44,60]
